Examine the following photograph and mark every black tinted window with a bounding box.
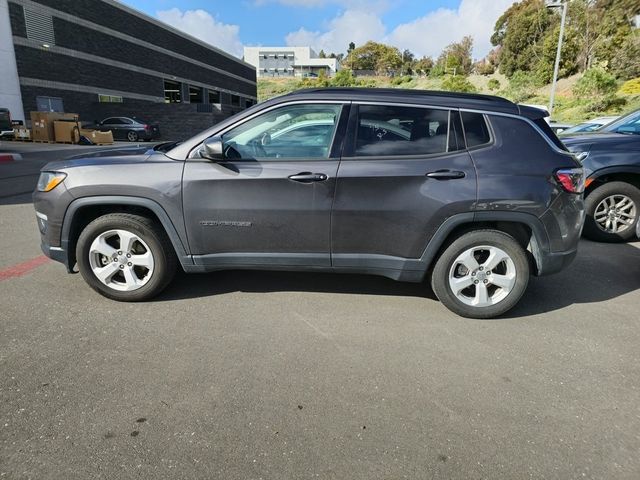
[461,112,490,147]
[354,105,452,157]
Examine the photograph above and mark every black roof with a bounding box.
[282,87,546,119]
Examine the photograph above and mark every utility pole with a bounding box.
[548,0,568,117]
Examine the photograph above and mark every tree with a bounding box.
[344,41,402,74]
[437,36,474,76]
[348,42,356,54]
[491,0,551,78]
[414,56,434,76]
[319,49,326,58]
[610,32,640,79]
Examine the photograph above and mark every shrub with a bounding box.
[441,75,477,93]
[573,68,617,98]
[587,94,627,113]
[504,71,536,103]
[331,69,358,87]
[619,78,640,95]
[487,78,501,91]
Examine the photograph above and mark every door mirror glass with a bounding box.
[202,136,225,160]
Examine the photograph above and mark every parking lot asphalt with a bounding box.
[1,143,640,479]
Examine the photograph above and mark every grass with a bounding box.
[257,73,640,124]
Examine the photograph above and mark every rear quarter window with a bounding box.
[532,118,568,151]
[461,112,491,148]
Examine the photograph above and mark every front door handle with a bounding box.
[288,172,328,183]
[426,170,466,180]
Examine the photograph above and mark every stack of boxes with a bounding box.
[14,112,114,145]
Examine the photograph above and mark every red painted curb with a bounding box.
[0,255,51,281]
[0,153,22,163]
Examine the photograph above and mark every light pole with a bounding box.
[547,0,568,117]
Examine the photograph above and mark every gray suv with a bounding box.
[33,89,585,318]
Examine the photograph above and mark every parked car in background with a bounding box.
[548,120,574,135]
[0,108,14,138]
[559,116,619,135]
[34,89,584,319]
[96,117,160,142]
[563,108,640,242]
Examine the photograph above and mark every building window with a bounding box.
[208,90,220,103]
[245,100,253,109]
[189,85,203,103]
[231,95,240,107]
[98,94,123,103]
[164,79,182,103]
[24,9,55,46]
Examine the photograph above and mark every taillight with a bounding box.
[143,124,150,130]
[555,168,585,194]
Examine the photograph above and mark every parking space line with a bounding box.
[0,255,50,281]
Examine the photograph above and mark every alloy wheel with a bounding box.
[88,229,155,291]
[594,194,636,234]
[448,245,516,307]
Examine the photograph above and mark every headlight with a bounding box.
[37,172,67,192]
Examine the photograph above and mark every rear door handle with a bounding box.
[426,170,466,180]
[288,172,328,183]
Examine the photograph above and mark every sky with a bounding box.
[120,0,515,61]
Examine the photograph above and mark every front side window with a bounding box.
[220,103,342,160]
[354,105,452,157]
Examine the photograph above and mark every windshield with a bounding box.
[600,110,640,135]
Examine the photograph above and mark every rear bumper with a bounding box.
[535,247,577,276]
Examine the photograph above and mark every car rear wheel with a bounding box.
[127,131,139,142]
[431,230,530,319]
[76,213,177,301]
[583,181,640,242]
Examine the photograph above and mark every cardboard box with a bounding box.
[14,128,31,140]
[79,129,114,145]
[30,112,78,142]
[54,120,80,143]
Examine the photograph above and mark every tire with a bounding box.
[76,213,177,301]
[127,131,139,142]
[431,230,530,319]
[583,181,640,243]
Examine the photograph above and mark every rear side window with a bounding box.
[354,105,457,157]
[461,112,491,148]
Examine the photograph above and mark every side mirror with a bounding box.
[202,136,225,160]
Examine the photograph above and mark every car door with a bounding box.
[182,101,349,267]
[100,117,124,139]
[332,103,478,268]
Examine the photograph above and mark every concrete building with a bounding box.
[243,46,338,78]
[0,0,257,139]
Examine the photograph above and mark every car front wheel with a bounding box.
[431,230,530,319]
[583,181,640,242]
[127,131,139,142]
[76,213,177,301]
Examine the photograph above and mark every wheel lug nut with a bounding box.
[119,265,124,269]
[118,251,122,255]
[474,280,479,284]
[127,262,132,266]
[471,271,476,276]
[126,253,131,258]
[483,279,488,284]
[479,266,483,271]
[487,271,491,275]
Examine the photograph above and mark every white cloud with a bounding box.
[283,0,512,59]
[385,0,513,59]
[156,8,243,57]
[285,9,386,54]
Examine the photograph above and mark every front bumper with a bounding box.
[40,241,73,272]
